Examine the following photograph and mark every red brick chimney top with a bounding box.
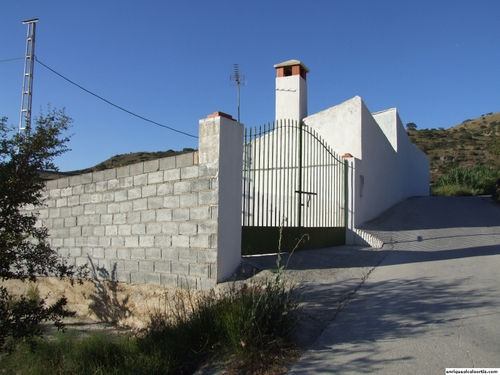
[207,111,235,120]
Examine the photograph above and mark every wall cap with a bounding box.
[207,111,235,121]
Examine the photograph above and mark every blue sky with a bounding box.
[1,1,499,171]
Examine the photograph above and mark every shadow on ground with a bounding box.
[359,196,500,231]
[225,246,389,348]
[291,275,499,374]
[85,258,132,326]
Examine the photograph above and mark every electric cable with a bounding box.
[35,57,198,139]
[0,57,24,63]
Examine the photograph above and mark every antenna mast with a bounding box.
[19,18,39,138]
[230,64,246,123]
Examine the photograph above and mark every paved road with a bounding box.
[288,196,500,374]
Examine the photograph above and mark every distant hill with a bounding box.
[42,148,196,180]
[45,112,500,185]
[407,112,500,183]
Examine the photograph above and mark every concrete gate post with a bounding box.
[198,112,244,282]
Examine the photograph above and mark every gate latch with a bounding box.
[295,190,317,207]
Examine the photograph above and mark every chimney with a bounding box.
[274,59,309,122]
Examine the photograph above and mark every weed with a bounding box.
[140,251,301,373]
[1,232,302,375]
[432,165,500,196]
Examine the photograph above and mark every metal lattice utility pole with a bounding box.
[19,18,39,138]
[230,64,246,123]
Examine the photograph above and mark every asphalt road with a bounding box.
[288,196,500,374]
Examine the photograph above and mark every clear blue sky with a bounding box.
[2,0,499,171]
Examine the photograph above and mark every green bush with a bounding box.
[432,165,499,196]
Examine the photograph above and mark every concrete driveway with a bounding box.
[285,196,500,374]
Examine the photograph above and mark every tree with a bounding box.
[0,108,85,351]
[406,122,417,131]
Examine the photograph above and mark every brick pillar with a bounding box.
[199,111,244,282]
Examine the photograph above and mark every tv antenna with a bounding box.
[19,18,39,138]
[230,64,246,123]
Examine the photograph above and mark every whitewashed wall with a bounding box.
[304,96,430,244]
[373,108,430,199]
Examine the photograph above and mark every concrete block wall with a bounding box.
[35,112,244,291]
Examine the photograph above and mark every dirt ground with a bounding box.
[4,245,386,374]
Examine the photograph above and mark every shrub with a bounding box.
[141,263,301,372]
[432,165,499,196]
[0,239,302,374]
[0,111,88,351]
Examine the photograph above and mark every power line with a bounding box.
[35,57,198,139]
[0,57,24,63]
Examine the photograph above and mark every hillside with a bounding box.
[407,112,500,183]
[71,148,197,174]
[46,113,500,184]
[43,148,196,180]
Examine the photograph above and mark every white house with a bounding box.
[274,59,430,246]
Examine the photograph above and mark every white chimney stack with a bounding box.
[274,59,309,122]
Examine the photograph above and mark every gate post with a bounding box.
[199,112,244,282]
[343,154,356,245]
[297,121,303,232]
